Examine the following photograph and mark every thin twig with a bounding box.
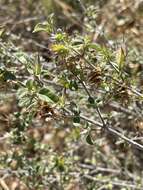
[80,114,143,151]
[107,102,137,117]
[83,174,143,189]
[76,74,107,128]
[76,0,86,13]
[63,107,143,151]
[78,163,121,174]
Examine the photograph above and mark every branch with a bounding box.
[63,107,143,151]
[80,114,143,151]
[78,163,121,174]
[106,102,137,117]
[76,0,86,13]
[82,174,143,189]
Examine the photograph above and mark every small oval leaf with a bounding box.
[86,133,94,145]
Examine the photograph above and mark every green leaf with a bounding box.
[18,97,31,107]
[116,47,125,70]
[0,28,5,37]
[88,43,100,50]
[69,80,78,91]
[72,38,84,45]
[33,14,54,34]
[73,116,80,123]
[33,22,50,33]
[54,32,66,42]
[38,87,59,103]
[88,96,95,104]
[14,52,28,64]
[0,69,16,81]
[86,133,94,145]
[17,88,28,99]
[26,80,37,91]
[55,157,65,172]
[34,62,41,76]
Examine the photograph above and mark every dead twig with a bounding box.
[78,163,121,174]
[83,174,143,189]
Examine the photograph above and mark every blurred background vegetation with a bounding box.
[0,0,143,190]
